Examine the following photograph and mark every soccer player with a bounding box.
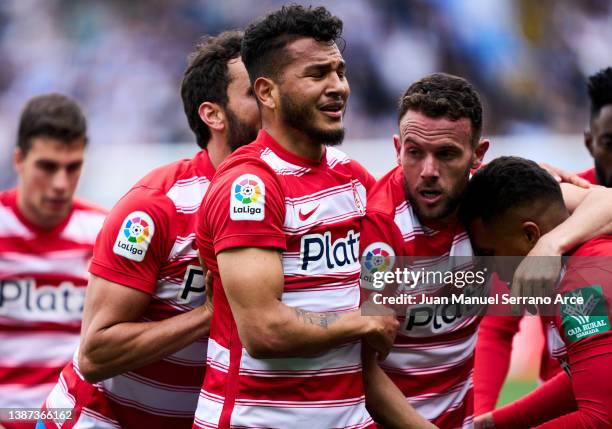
[193,5,427,429]
[577,67,612,186]
[461,157,612,428]
[0,94,106,429]
[39,31,260,429]
[474,66,612,414]
[359,72,612,429]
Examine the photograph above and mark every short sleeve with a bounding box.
[359,210,404,293]
[89,187,173,294]
[202,161,286,255]
[349,159,376,193]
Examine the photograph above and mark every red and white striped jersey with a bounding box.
[42,150,215,429]
[360,166,482,429]
[0,188,106,427]
[195,130,376,429]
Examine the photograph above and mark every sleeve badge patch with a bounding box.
[113,211,155,262]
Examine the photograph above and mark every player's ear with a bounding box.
[199,102,225,132]
[471,139,489,169]
[14,147,25,173]
[393,134,401,166]
[584,131,594,156]
[254,77,276,110]
[522,221,541,247]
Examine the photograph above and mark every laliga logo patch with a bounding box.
[230,174,265,221]
[360,242,395,290]
[113,211,155,262]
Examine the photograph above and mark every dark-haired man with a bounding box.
[360,72,612,429]
[578,67,612,186]
[39,31,260,429]
[194,5,410,429]
[460,157,612,429]
[0,94,106,429]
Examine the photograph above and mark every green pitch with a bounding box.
[498,379,538,407]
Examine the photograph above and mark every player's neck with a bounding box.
[207,137,232,170]
[263,124,324,163]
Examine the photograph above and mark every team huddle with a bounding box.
[1,4,612,429]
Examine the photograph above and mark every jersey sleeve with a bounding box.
[474,315,522,414]
[359,210,404,295]
[203,160,286,255]
[89,187,174,294]
[349,159,376,193]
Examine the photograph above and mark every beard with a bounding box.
[225,108,259,152]
[279,92,345,146]
[594,160,612,187]
[403,162,472,222]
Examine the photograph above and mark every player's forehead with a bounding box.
[593,104,612,135]
[25,136,85,161]
[284,37,344,71]
[399,110,472,148]
[227,57,249,86]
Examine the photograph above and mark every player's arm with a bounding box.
[512,185,612,305]
[362,345,437,429]
[218,247,398,358]
[473,315,522,414]
[78,274,212,383]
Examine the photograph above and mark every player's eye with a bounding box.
[36,161,59,174]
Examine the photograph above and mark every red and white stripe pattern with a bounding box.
[0,189,106,415]
[196,132,375,428]
[42,151,215,429]
[363,167,483,429]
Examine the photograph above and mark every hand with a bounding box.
[511,236,562,315]
[539,162,591,188]
[203,269,213,313]
[474,412,496,429]
[361,301,399,360]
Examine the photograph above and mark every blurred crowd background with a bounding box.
[1,0,611,187]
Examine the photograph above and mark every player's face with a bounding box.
[15,137,85,228]
[468,215,535,282]
[395,110,487,223]
[277,37,349,146]
[587,105,612,187]
[224,58,260,151]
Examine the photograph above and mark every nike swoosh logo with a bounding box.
[298,204,320,221]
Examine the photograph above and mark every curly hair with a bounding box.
[17,93,87,155]
[181,30,243,149]
[241,5,343,83]
[398,73,483,145]
[587,67,612,120]
[458,156,564,226]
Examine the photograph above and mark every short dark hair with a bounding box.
[398,73,483,144]
[17,93,87,155]
[241,5,343,83]
[458,156,564,226]
[587,67,612,121]
[181,30,243,149]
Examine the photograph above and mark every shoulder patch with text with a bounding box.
[113,211,155,262]
[560,284,611,343]
[230,174,265,221]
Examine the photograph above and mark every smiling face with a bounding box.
[275,37,349,146]
[395,110,487,224]
[15,136,85,229]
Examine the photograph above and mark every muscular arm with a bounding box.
[78,274,212,383]
[362,345,437,429]
[547,185,612,254]
[218,247,397,359]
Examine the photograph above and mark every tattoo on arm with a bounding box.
[294,308,341,329]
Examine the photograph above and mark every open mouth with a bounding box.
[319,102,344,119]
[418,190,442,204]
